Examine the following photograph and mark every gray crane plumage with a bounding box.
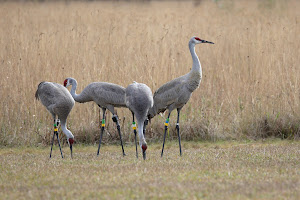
[64,77,126,156]
[148,72,199,117]
[125,81,153,160]
[147,36,214,157]
[35,81,75,157]
[64,78,126,113]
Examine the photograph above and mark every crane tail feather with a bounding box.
[35,81,45,101]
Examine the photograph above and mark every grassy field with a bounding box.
[0,0,299,145]
[0,140,299,199]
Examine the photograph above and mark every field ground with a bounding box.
[0,140,299,199]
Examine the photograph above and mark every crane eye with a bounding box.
[195,37,202,41]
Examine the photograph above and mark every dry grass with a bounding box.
[0,0,299,145]
[0,140,299,199]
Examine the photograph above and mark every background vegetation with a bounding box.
[0,0,299,146]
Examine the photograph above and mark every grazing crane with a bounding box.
[35,81,75,158]
[64,77,126,156]
[125,81,153,160]
[147,36,214,157]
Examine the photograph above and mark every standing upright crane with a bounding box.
[35,81,75,158]
[64,77,126,156]
[125,81,153,160]
[147,36,214,157]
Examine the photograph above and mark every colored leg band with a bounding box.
[54,128,58,132]
[132,122,137,130]
[102,119,105,127]
[165,118,169,127]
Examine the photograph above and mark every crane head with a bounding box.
[142,143,147,152]
[193,37,214,44]
[142,144,147,160]
[63,79,69,87]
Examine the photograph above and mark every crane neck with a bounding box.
[69,79,80,101]
[189,41,201,75]
[60,120,74,139]
[137,120,146,147]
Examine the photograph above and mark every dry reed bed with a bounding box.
[0,0,299,145]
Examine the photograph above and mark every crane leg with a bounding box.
[50,119,63,158]
[49,129,55,158]
[132,113,138,158]
[56,131,64,158]
[161,112,171,157]
[112,115,126,156]
[97,108,106,156]
[176,108,182,156]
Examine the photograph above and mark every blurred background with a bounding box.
[0,0,299,146]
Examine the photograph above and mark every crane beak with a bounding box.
[202,40,214,44]
[70,145,73,159]
[68,138,74,159]
[142,144,147,160]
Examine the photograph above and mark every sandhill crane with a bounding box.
[64,77,126,156]
[147,36,214,157]
[125,81,153,160]
[35,81,75,158]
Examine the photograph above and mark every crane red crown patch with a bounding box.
[195,37,202,41]
[64,79,68,87]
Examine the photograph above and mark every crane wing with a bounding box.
[36,82,74,109]
[153,75,187,108]
[88,82,126,106]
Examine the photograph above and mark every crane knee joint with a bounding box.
[112,115,118,123]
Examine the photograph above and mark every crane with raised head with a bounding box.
[64,77,126,156]
[35,81,75,158]
[125,81,153,160]
[146,36,214,157]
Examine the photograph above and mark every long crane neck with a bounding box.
[189,41,202,76]
[137,119,146,147]
[186,40,202,92]
[69,80,81,102]
[60,119,74,139]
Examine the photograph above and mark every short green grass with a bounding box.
[0,140,299,199]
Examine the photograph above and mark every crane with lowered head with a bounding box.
[125,81,153,160]
[35,81,75,158]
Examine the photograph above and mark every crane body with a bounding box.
[35,81,75,158]
[125,81,153,160]
[147,36,214,157]
[64,78,126,156]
